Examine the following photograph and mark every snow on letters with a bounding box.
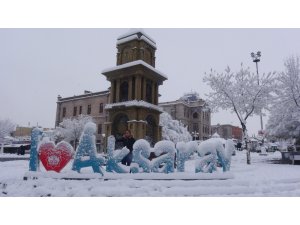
[72,122,105,175]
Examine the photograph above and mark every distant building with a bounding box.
[211,124,243,141]
[12,126,33,138]
[159,92,211,140]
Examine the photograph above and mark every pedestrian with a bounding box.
[20,145,25,155]
[119,130,135,166]
[237,142,242,151]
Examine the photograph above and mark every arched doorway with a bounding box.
[112,113,129,149]
[145,115,156,146]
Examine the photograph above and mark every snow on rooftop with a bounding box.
[117,33,156,49]
[117,28,156,44]
[101,60,168,79]
[105,100,164,112]
[180,91,201,102]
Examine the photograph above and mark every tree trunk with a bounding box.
[241,122,251,165]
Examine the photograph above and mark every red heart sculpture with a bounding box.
[39,141,74,173]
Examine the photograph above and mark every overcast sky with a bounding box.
[1,28,300,136]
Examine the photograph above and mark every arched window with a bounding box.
[120,81,129,102]
[193,112,198,119]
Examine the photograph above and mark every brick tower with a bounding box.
[102,29,167,145]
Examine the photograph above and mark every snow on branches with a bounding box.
[55,115,93,148]
[0,119,15,139]
[203,65,275,135]
[267,56,300,139]
[159,112,192,143]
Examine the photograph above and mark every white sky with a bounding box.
[1,28,300,136]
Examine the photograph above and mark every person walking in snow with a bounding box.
[120,130,135,166]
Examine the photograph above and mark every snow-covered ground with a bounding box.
[0,150,300,196]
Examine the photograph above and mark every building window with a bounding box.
[62,107,66,117]
[132,77,136,99]
[79,106,82,114]
[73,106,77,116]
[98,124,102,134]
[193,112,198,119]
[87,104,91,114]
[146,80,152,103]
[120,81,129,102]
[99,103,103,113]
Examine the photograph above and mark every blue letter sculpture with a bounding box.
[216,139,234,172]
[195,139,220,173]
[106,135,130,173]
[29,127,43,171]
[72,122,105,175]
[176,141,197,172]
[131,139,151,173]
[152,141,175,173]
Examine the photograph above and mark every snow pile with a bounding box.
[160,112,192,143]
[72,122,105,174]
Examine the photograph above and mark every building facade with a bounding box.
[159,92,211,140]
[55,90,110,151]
[211,124,243,141]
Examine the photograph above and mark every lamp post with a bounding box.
[102,133,106,153]
[192,131,199,141]
[251,51,264,132]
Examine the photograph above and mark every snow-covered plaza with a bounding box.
[1,150,299,197]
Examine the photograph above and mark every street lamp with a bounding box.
[192,131,199,141]
[251,51,263,132]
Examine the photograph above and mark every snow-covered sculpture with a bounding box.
[217,139,234,172]
[151,140,176,173]
[195,138,234,173]
[131,139,151,173]
[29,127,43,171]
[106,135,130,173]
[39,141,74,173]
[195,139,220,173]
[72,122,105,175]
[176,141,197,172]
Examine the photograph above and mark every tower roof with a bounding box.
[117,29,156,49]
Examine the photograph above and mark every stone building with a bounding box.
[211,124,243,141]
[159,92,211,140]
[55,90,109,151]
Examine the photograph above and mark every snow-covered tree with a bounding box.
[203,65,275,164]
[266,56,300,142]
[55,115,93,149]
[159,112,192,143]
[0,119,15,154]
[0,119,15,139]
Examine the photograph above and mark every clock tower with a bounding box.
[102,29,167,145]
